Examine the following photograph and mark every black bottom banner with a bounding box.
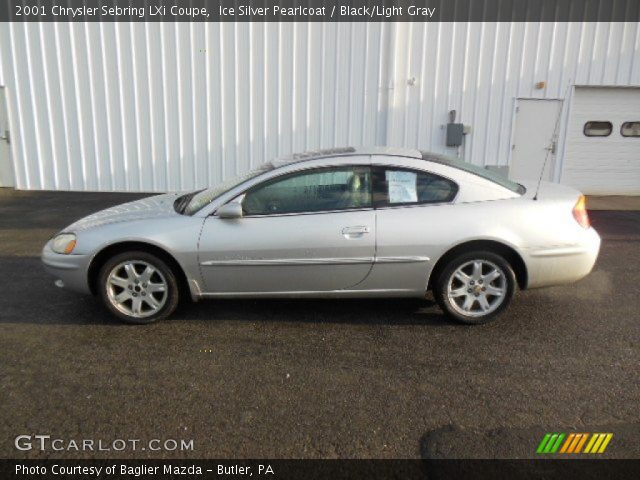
[3,459,640,480]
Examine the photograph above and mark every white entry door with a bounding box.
[509,99,562,183]
[0,87,14,187]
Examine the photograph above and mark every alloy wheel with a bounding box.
[446,259,507,317]
[106,260,168,318]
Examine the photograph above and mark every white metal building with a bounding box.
[0,21,639,194]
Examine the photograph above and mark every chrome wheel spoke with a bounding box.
[483,269,501,283]
[449,287,468,298]
[124,263,138,281]
[472,261,483,280]
[462,295,475,311]
[146,282,166,293]
[109,276,129,288]
[139,266,155,283]
[485,285,504,297]
[477,294,491,312]
[144,295,161,311]
[131,297,143,315]
[454,270,470,283]
[114,291,131,303]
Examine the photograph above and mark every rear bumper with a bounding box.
[524,227,601,288]
[41,242,92,294]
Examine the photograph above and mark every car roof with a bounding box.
[270,146,425,167]
[268,148,523,195]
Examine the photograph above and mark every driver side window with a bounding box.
[243,166,372,215]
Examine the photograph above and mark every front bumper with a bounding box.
[41,242,92,294]
[525,227,601,289]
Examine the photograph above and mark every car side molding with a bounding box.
[200,256,430,267]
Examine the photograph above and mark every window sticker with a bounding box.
[386,170,417,203]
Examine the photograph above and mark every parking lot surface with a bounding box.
[1,190,638,458]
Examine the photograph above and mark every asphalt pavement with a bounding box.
[0,190,638,459]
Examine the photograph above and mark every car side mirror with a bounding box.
[216,202,243,219]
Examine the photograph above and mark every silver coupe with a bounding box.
[42,147,600,324]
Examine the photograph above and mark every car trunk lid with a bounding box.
[519,180,582,204]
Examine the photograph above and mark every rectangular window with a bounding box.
[621,121,640,137]
[373,167,458,208]
[584,121,612,137]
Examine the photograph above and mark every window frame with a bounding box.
[371,165,459,209]
[620,121,640,138]
[583,121,613,137]
[239,165,374,217]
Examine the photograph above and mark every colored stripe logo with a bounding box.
[537,433,613,454]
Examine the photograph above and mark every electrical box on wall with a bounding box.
[446,123,464,147]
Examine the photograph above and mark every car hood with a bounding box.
[65,193,182,232]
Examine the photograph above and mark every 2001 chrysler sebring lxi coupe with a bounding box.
[42,147,600,325]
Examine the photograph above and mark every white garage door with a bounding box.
[561,87,640,195]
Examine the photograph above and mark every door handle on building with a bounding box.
[545,139,556,154]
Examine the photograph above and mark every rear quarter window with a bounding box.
[420,151,524,194]
[373,167,458,207]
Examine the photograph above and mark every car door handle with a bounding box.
[342,226,370,238]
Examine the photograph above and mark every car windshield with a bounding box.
[184,164,273,215]
[421,152,524,194]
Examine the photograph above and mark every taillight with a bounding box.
[572,195,590,228]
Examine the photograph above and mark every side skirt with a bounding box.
[197,289,424,299]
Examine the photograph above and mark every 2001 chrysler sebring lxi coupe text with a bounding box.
[42,147,600,325]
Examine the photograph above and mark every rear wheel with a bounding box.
[98,251,179,324]
[434,251,516,324]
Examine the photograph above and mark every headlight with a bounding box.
[51,233,77,254]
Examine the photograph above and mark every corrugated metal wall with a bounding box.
[0,21,639,192]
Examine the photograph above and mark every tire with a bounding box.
[98,251,179,324]
[434,251,516,325]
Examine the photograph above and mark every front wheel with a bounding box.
[434,251,516,325]
[98,251,179,324]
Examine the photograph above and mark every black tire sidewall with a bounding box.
[98,251,179,324]
[434,250,516,325]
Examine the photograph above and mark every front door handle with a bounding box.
[342,226,370,238]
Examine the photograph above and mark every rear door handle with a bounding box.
[342,226,370,238]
